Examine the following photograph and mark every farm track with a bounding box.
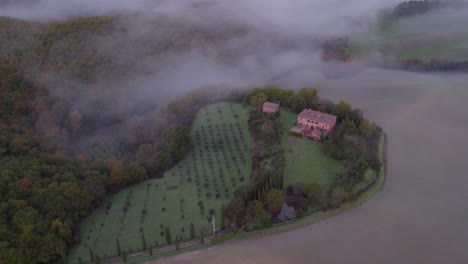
[100,236,215,264]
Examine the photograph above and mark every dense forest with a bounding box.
[0,60,244,263]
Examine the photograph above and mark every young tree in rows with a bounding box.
[175,235,180,251]
[141,231,147,250]
[201,228,205,246]
[122,250,127,262]
[148,244,153,255]
[165,227,172,244]
[89,246,94,262]
[221,204,226,230]
[190,223,195,239]
[116,237,121,256]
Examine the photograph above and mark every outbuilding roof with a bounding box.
[263,102,280,109]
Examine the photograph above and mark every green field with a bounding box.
[279,109,342,190]
[350,9,468,61]
[68,102,252,263]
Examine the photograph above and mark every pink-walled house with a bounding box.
[297,109,337,132]
[290,109,337,141]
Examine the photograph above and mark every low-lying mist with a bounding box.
[0,1,402,124]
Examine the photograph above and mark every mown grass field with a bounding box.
[68,102,252,263]
[279,109,342,190]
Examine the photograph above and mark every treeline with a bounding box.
[243,86,321,113]
[392,0,466,17]
[0,14,247,83]
[322,101,383,204]
[399,59,468,72]
[321,37,351,62]
[393,0,442,17]
[224,107,285,229]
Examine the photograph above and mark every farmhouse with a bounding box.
[263,102,280,113]
[290,109,337,141]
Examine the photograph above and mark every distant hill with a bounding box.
[393,0,467,17]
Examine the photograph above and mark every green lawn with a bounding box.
[67,102,252,263]
[279,109,342,190]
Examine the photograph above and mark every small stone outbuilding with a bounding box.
[263,102,280,113]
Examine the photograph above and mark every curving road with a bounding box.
[150,68,468,264]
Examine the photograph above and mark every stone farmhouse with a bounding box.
[290,109,337,141]
[262,102,280,113]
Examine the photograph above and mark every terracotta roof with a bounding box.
[263,102,280,109]
[298,109,336,125]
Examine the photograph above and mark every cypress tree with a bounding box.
[189,223,195,239]
[165,227,172,244]
[59,241,67,264]
[141,231,147,250]
[122,250,127,263]
[200,228,205,246]
[116,237,121,256]
[88,246,94,262]
[221,204,226,230]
